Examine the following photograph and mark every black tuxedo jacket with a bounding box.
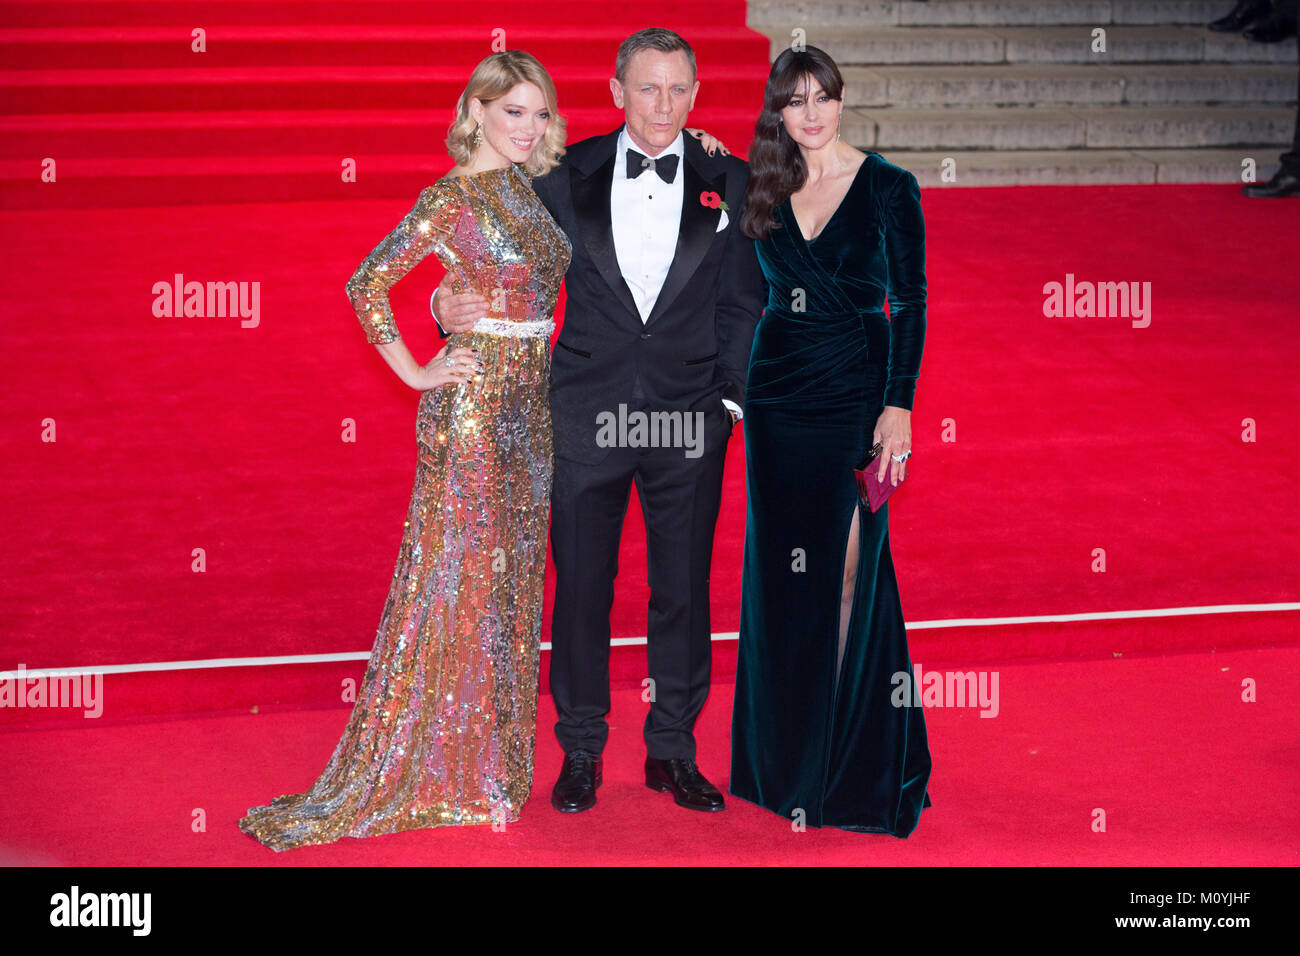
[530,125,767,464]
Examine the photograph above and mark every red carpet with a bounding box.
[0,4,768,209]
[2,182,1297,720]
[3,647,1297,865]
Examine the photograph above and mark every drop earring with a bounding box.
[472,124,483,149]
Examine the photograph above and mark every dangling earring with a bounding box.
[472,124,483,149]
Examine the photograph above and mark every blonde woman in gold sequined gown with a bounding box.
[238,51,572,850]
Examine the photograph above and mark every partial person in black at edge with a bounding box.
[1210,0,1296,41]
[1210,0,1300,197]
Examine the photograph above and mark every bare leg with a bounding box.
[835,503,862,685]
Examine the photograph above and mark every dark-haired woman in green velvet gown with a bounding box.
[730,46,932,836]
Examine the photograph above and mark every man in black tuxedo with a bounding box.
[435,28,765,813]
[535,28,764,815]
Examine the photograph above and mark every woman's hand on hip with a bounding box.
[411,345,481,391]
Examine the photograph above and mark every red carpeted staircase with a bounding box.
[0,1,771,208]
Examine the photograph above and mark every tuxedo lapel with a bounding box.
[646,144,725,326]
[571,133,641,324]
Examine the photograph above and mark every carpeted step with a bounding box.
[0,107,761,161]
[0,0,749,29]
[0,64,767,116]
[0,23,769,70]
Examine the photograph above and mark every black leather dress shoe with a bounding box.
[645,757,725,811]
[551,750,602,813]
[1242,169,1300,197]
[1243,15,1297,41]
[1208,0,1271,32]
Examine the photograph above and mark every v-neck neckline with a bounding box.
[788,157,869,245]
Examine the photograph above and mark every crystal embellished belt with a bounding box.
[469,318,554,338]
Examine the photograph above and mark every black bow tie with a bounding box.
[626,148,679,184]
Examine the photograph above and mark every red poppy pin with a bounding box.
[699,190,730,212]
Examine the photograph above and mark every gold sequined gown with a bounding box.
[238,163,571,851]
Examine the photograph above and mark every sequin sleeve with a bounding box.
[345,183,464,345]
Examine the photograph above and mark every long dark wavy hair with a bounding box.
[740,46,845,241]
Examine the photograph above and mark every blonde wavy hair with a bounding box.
[446,51,566,177]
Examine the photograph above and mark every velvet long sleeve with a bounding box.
[881,169,927,411]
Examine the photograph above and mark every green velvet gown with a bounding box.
[729,151,933,836]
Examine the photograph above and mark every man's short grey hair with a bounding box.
[615,28,697,84]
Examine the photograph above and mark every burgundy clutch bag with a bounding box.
[853,442,907,513]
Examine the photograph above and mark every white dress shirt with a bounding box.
[610,127,741,420]
[611,126,684,323]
